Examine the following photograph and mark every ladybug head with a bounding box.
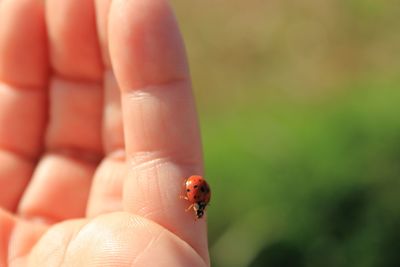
[194,202,207,219]
[196,209,204,219]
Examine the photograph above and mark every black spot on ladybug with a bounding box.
[186,189,190,192]
[200,186,206,193]
[194,185,198,189]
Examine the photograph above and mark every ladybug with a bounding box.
[182,175,211,219]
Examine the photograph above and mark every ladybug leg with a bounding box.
[185,204,194,212]
[179,195,189,201]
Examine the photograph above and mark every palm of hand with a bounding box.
[0,0,209,266]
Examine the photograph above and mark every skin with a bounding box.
[0,0,209,266]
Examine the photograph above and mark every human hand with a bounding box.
[0,0,209,266]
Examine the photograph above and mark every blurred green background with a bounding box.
[172,0,400,266]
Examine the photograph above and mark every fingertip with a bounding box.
[46,0,103,81]
[0,0,48,87]
[108,0,189,91]
[94,0,112,66]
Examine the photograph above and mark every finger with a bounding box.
[0,209,48,266]
[0,209,16,266]
[95,0,124,156]
[109,0,208,262]
[18,0,103,222]
[86,154,125,217]
[0,0,48,211]
[86,0,125,217]
[95,0,112,67]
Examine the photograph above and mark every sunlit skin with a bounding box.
[0,0,209,266]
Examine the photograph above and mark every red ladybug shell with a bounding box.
[185,175,211,204]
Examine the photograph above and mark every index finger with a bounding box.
[108,0,208,263]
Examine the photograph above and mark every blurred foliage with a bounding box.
[172,0,400,266]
